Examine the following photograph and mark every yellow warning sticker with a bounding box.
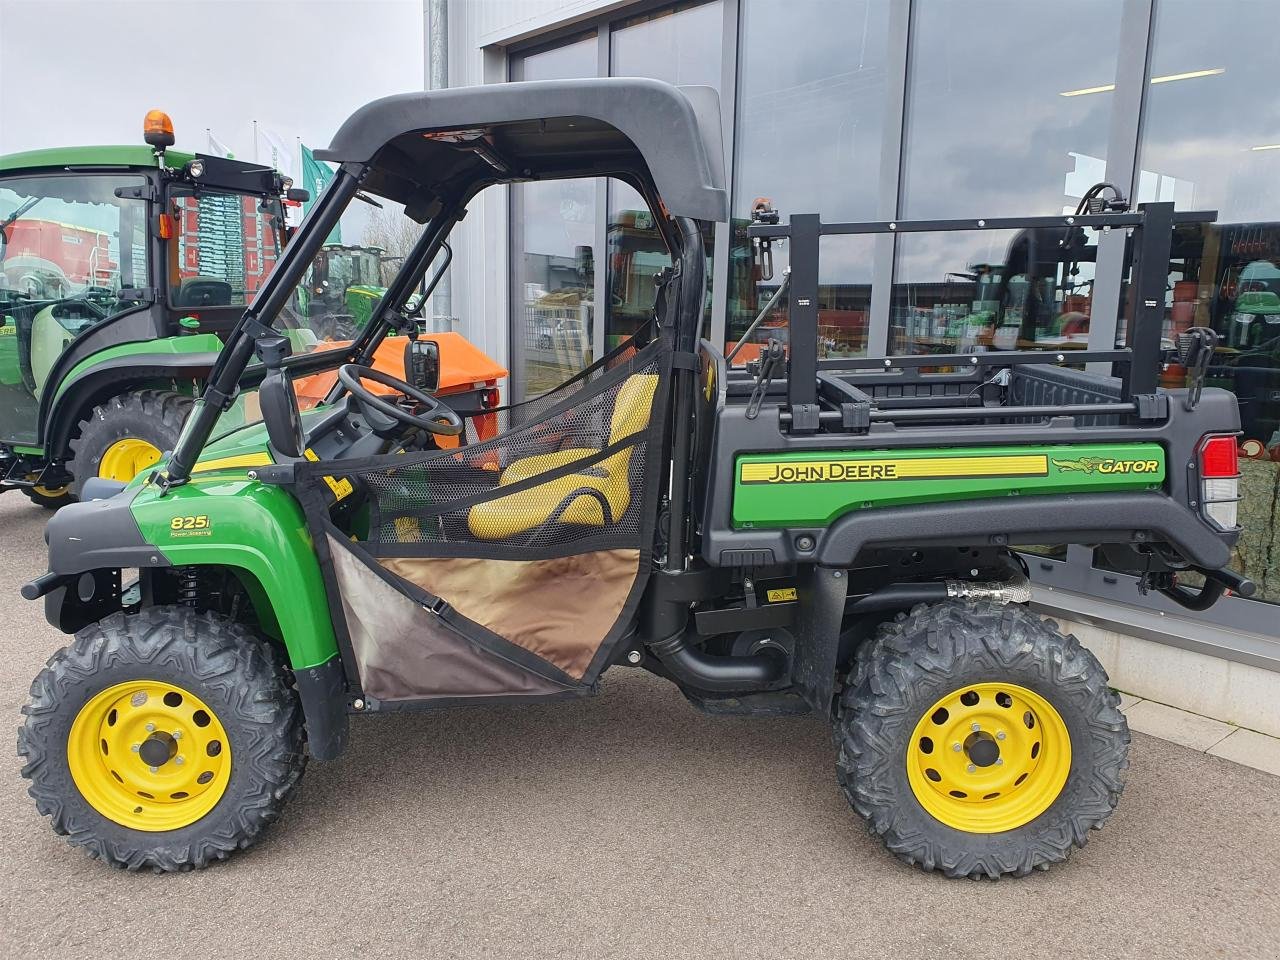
[766,587,798,603]
[739,454,1049,485]
[304,448,354,502]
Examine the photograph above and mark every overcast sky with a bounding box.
[0,0,423,240]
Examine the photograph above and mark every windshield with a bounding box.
[0,173,150,444]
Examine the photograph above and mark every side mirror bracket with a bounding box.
[256,336,305,460]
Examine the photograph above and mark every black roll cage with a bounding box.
[161,161,701,490]
[161,78,728,486]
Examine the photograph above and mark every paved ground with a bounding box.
[0,495,1277,960]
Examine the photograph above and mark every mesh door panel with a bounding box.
[299,333,669,698]
[313,339,667,557]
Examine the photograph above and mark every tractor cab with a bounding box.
[0,112,297,500]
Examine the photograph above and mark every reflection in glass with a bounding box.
[728,235,875,364]
[728,0,890,353]
[511,35,598,399]
[0,175,150,444]
[607,1,722,347]
[891,226,1098,356]
[1134,0,1280,602]
[892,0,1121,357]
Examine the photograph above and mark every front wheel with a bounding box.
[835,601,1129,879]
[19,606,307,871]
[67,389,194,496]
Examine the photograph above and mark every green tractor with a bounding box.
[19,80,1251,878]
[300,244,390,339]
[0,110,320,507]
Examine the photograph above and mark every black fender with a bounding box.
[35,306,162,440]
[814,491,1233,571]
[43,352,219,459]
[292,656,350,761]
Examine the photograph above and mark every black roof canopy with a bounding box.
[316,78,727,223]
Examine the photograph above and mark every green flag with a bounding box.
[300,144,341,245]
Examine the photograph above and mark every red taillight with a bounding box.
[483,387,501,409]
[1197,435,1241,531]
[1199,435,1239,478]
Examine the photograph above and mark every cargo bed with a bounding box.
[693,203,1245,591]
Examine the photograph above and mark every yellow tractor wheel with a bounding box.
[20,476,75,510]
[97,437,163,482]
[66,389,193,496]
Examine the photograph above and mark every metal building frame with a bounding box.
[498,0,1279,667]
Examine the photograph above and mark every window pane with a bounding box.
[290,198,421,344]
[891,227,1097,356]
[511,35,598,399]
[608,1,722,348]
[891,0,1122,357]
[728,0,889,357]
[0,174,150,445]
[171,188,283,308]
[1136,0,1280,603]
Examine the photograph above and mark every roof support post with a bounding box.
[787,213,820,419]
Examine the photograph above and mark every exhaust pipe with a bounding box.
[645,574,1031,693]
[646,628,784,692]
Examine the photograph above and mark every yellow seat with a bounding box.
[467,374,658,540]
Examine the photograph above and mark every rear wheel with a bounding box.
[835,601,1128,879]
[67,389,194,495]
[19,606,306,871]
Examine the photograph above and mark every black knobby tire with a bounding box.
[21,484,75,510]
[19,606,307,871]
[66,389,194,496]
[835,601,1129,879]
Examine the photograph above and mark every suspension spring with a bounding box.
[176,568,202,607]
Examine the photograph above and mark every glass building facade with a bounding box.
[502,0,1279,653]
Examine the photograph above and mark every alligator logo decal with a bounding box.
[1051,456,1161,475]
[1052,456,1107,473]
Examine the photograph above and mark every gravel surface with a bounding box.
[1,493,1277,960]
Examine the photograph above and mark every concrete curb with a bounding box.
[1117,691,1280,777]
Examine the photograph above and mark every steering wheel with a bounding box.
[337,363,464,437]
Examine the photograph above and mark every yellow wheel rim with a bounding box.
[24,473,70,499]
[67,680,232,832]
[98,437,162,481]
[906,682,1071,834]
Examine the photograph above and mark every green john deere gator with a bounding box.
[19,80,1252,879]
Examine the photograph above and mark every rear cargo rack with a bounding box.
[746,202,1216,434]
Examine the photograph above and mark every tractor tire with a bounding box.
[21,483,75,510]
[67,389,194,496]
[835,600,1128,879]
[19,606,307,872]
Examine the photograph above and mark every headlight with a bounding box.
[187,159,205,178]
